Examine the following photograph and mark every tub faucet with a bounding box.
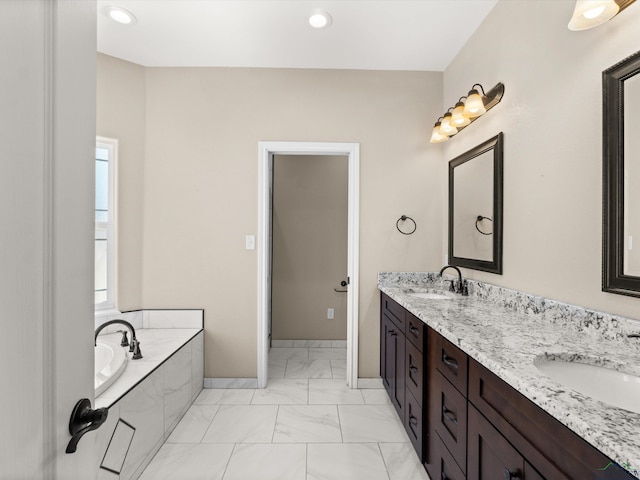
[95,319,143,360]
[439,265,469,296]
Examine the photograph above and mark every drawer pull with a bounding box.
[409,364,418,373]
[503,468,521,480]
[442,352,458,369]
[442,406,458,425]
[409,415,418,427]
[409,325,419,335]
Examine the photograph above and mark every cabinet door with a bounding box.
[382,313,405,416]
[428,434,466,480]
[468,404,526,480]
[405,390,423,461]
[432,370,467,473]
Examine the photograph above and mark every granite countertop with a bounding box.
[379,274,640,478]
[95,328,202,409]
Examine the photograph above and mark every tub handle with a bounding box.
[66,398,108,454]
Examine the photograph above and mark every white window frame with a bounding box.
[95,136,118,313]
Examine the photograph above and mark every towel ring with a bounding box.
[396,215,417,235]
[475,215,493,235]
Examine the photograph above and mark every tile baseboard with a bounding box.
[272,339,347,348]
[204,378,258,389]
[357,378,383,389]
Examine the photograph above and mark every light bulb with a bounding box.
[438,113,458,136]
[568,1,619,30]
[430,122,449,143]
[583,5,606,18]
[451,101,471,127]
[309,11,332,29]
[104,6,137,25]
[463,90,486,118]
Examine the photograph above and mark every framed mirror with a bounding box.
[448,133,504,274]
[603,50,640,297]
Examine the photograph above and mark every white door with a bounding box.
[0,1,98,478]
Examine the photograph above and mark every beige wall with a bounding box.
[272,154,348,341]
[141,67,444,378]
[443,0,640,319]
[96,53,146,311]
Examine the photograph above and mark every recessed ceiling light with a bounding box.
[104,6,137,25]
[309,11,332,29]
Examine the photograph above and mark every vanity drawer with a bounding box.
[431,332,468,396]
[405,339,424,406]
[431,370,467,473]
[405,390,424,461]
[428,434,466,480]
[381,293,405,331]
[406,312,425,351]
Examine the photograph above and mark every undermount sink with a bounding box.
[534,355,640,414]
[407,292,454,300]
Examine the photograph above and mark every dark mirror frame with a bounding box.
[448,132,504,274]
[603,50,640,297]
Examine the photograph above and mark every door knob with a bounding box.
[66,398,108,453]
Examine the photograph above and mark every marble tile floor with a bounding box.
[139,348,430,480]
[268,347,348,380]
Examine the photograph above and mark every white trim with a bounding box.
[95,136,118,312]
[257,142,360,389]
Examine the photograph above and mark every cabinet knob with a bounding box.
[503,468,521,480]
[409,326,419,335]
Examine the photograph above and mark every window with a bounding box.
[95,137,118,311]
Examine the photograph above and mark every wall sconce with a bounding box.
[429,82,505,144]
[568,0,636,30]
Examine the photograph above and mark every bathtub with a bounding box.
[95,340,128,396]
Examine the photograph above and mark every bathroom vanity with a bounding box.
[379,273,640,480]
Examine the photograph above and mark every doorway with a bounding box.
[257,142,360,389]
[270,154,348,378]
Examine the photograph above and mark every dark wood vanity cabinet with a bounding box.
[380,293,425,461]
[379,292,637,480]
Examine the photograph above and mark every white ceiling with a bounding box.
[96,0,498,71]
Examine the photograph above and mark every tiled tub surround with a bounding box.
[93,309,204,480]
[378,272,640,478]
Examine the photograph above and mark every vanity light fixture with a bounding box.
[309,11,333,29]
[568,0,636,30]
[429,82,505,143]
[104,5,137,25]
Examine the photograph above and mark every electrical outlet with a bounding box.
[327,308,334,319]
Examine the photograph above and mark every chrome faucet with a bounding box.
[439,265,469,296]
[95,319,142,360]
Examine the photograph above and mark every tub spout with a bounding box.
[95,319,143,360]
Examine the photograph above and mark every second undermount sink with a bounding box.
[534,355,640,414]
[407,292,455,300]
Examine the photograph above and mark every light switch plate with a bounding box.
[245,235,255,250]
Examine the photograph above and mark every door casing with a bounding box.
[257,142,360,388]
